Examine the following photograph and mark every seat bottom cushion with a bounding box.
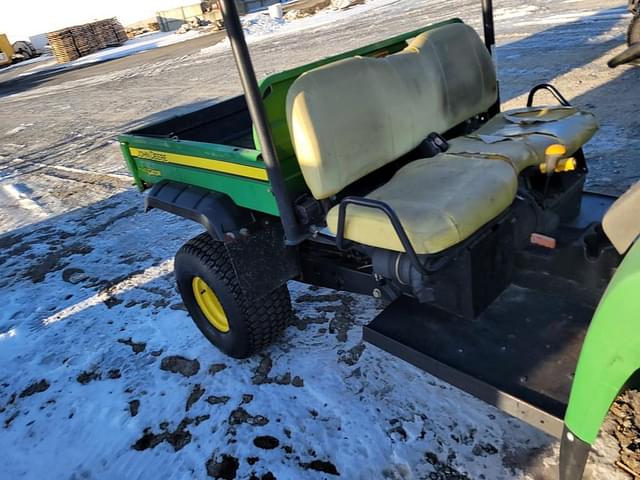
[447,105,599,173]
[447,134,553,173]
[326,155,518,254]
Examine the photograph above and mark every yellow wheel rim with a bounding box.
[192,276,230,333]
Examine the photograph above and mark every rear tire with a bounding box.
[175,232,292,358]
[628,15,640,46]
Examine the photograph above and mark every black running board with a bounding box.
[363,285,594,439]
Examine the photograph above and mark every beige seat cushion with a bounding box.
[475,106,598,154]
[447,135,552,173]
[448,106,598,173]
[326,155,518,254]
[286,23,496,199]
[603,181,640,254]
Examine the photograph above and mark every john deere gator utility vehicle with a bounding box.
[119,0,640,477]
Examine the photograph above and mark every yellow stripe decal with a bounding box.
[130,147,268,181]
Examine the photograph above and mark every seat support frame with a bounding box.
[335,196,428,275]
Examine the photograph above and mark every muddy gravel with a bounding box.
[206,453,240,479]
[208,363,227,375]
[18,380,49,398]
[128,399,140,417]
[206,395,231,405]
[300,459,340,475]
[185,384,205,412]
[160,356,200,377]
[253,435,280,450]
[117,337,146,354]
[227,407,269,428]
[132,417,195,452]
[76,369,101,385]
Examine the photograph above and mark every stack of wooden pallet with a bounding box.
[47,18,128,64]
[47,28,81,63]
[69,25,100,56]
[87,23,108,51]
[91,18,129,47]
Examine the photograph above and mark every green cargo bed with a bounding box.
[118,18,462,216]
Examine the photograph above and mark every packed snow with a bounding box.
[72,30,207,66]
[0,0,638,478]
[0,55,54,75]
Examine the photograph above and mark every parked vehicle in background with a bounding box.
[0,33,38,67]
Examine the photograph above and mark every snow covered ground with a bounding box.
[0,197,555,479]
[0,0,639,478]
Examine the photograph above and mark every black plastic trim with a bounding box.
[144,181,253,241]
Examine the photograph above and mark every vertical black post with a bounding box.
[219,0,304,245]
[559,426,591,480]
[481,0,500,115]
[481,0,496,52]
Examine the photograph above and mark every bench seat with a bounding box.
[326,155,517,254]
[286,23,598,255]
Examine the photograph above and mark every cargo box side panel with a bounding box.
[119,136,279,216]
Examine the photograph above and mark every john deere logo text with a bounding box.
[136,150,168,162]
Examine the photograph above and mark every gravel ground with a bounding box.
[0,0,639,478]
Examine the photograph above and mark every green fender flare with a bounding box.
[565,240,640,444]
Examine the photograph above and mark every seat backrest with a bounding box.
[286,23,497,200]
[603,181,640,254]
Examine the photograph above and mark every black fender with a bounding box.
[145,181,300,299]
[144,181,254,241]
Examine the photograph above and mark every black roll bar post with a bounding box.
[481,0,496,53]
[218,0,306,245]
[481,0,501,115]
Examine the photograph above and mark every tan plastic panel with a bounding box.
[603,181,640,254]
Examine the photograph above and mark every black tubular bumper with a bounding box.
[335,196,428,275]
